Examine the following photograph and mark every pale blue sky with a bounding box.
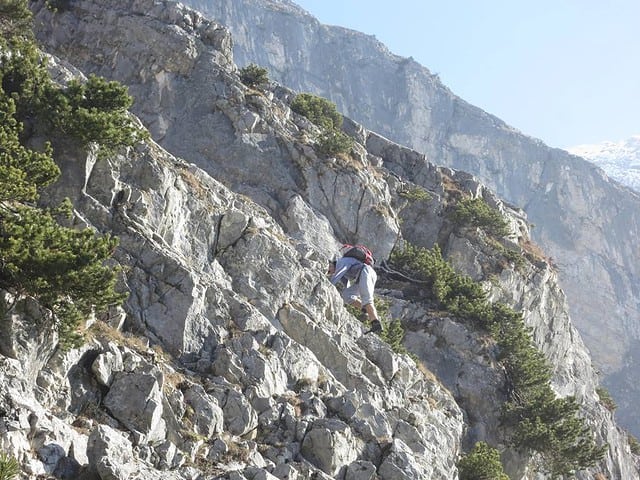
[293,0,640,149]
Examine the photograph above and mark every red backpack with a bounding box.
[341,244,375,266]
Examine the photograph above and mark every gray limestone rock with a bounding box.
[0,1,631,479]
[182,384,224,438]
[91,343,124,387]
[87,425,136,480]
[300,418,360,476]
[103,371,167,443]
[176,0,640,439]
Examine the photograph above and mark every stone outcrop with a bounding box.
[175,0,640,437]
[0,128,464,478]
[0,0,634,478]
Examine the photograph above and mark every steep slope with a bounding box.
[2,123,464,479]
[569,135,640,193]
[13,0,636,478]
[3,35,465,479]
[173,0,640,438]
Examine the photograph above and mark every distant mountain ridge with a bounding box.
[569,135,640,192]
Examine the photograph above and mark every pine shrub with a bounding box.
[0,94,59,202]
[0,452,19,480]
[46,74,148,151]
[458,442,508,480]
[380,317,408,354]
[390,243,490,327]
[239,63,269,89]
[0,0,33,40]
[44,0,72,12]
[451,197,510,237]
[628,433,640,455]
[0,203,125,348]
[315,129,353,156]
[290,93,355,157]
[372,297,407,354]
[399,186,431,202]
[290,93,343,130]
[390,242,607,476]
[1,0,131,348]
[596,386,617,411]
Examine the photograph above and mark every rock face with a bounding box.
[1,123,463,479]
[0,0,633,478]
[174,0,640,437]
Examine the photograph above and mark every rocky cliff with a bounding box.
[173,0,640,438]
[0,0,635,478]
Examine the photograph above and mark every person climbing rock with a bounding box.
[327,244,382,334]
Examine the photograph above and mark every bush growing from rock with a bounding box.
[374,298,408,355]
[0,202,125,348]
[291,92,343,131]
[399,186,431,202]
[390,242,607,476]
[46,74,148,151]
[44,0,72,13]
[290,93,355,157]
[596,386,617,411]
[390,243,489,325]
[450,197,510,237]
[0,0,130,348]
[380,317,408,355]
[628,433,640,455]
[0,452,20,480]
[239,63,269,89]
[458,441,508,480]
[0,95,59,202]
[315,129,353,156]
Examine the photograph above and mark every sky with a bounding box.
[292,0,640,149]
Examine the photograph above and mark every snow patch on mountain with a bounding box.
[568,135,640,192]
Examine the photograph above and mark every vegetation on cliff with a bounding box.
[0,0,145,347]
[458,441,509,480]
[291,92,353,156]
[239,63,270,89]
[390,242,607,476]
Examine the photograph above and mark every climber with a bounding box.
[327,245,382,334]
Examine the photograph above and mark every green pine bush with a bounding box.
[291,93,343,130]
[315,129,353,156]
[390,242,606,476]
[0,0,33,40]
[0,452,19,480]
[0,203,125,348]
[628,433,640,455]
[239,63,270,89]
[596,386,617,411]
[0,94,59,202]
[44,0,72,12]
[290,93,355,157]
[390,243,490,327]
[379,317,408,355]
[0,0,132,348]
[458,442,508,480]
[46,74,148,151]
[451,197,510,237]
[372,297,407,354]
